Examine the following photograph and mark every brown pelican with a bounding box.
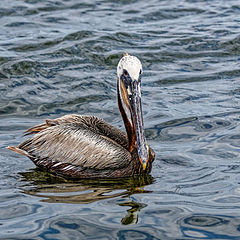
[7,53,155,178]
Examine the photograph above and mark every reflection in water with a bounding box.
[20,169,153,225]
[120,200,147,225]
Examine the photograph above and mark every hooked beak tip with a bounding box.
[139,157,147,170]
[142,162,147,170]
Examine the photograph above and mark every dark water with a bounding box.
[1,0,240,239]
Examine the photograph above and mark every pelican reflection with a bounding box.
[20,170,153,225]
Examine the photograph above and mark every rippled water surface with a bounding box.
[1,0,240,239]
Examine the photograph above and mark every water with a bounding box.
[1,0,240,239]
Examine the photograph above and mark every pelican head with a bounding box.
[117,53,149,170]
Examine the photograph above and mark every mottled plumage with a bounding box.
[7,54,155,178]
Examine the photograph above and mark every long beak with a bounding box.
[129,78,149,170]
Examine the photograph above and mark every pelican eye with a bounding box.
[123,69,128,77]
[139,69,142,75]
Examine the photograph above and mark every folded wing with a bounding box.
[10,115,130,172]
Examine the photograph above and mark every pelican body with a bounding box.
[7,53,155,178]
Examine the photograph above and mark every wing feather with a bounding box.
[24,114,128,149]
[19,124,131,170]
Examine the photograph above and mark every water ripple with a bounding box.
[1,0,240,238]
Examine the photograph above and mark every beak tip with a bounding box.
[139,157,147,170]
[142,162,147,170]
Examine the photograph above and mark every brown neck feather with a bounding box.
[117,80,136,152]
